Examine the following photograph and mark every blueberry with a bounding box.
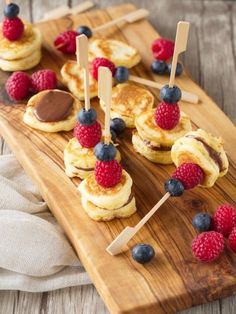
[115,66,129,83]
[132,244,155,264]
[164,178,184,196]
[151,60,167,75]
[167,62,183,76]
[192,213,211,232]
[110,128,117,142]
[77,25,93,38]
[4,3,19,19]
[160,84,182,104]
[94,142,117,161]
[110,118,126,135]
[78,108,97,125]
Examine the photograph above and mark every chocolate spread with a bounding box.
[34,91,73,122]
[143,139,171,151]
[186,135,224,171]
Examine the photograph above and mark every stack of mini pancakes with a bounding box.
[0,23,42,71]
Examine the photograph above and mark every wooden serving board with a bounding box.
[0,4,236,314]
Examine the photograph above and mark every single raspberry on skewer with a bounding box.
[95,159,122,188]
[91,58,116,80]
[54,30,78,54]
[165,163,205,196]
[154,102,180,130]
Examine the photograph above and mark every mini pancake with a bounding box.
[100,83,154,128]
[64,137,121,179]
[132,131,173,164]
[23,89,82,132]
[78,170,136,221]
[0,23,42,60]
[171,129,229,188]
[0,48,41,71]
[61,61,98,101]
[135,110,192,147]
[88,38,141,68]
[78,170,133,210]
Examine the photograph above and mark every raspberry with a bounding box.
[73,121,101,148]
[2,17,24,41]
[154,102,180,130]
[31,70,57,93]
[192,231,224,262]
[54,31,78,54]
[228,227,236,252]
[95,160,122,188]
[151,38,174,61]
[172,163,204,190]
[212,204,236,237]
[91,57,116,80]
[5,71,31,100]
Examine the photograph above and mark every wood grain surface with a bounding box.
[0,1,236,314]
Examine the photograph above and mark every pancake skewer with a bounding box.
[76,34,90,110]
[106,21,193,256]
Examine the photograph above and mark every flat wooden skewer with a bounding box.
[169,21,190,88]
[42,2,94,21]
[98,67,112,144]
[92,9,149,33]
[106,21,191,256]
[106,192,170,256]
[129,75,198,104]
[76,35,90,110]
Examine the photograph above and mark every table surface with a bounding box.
[0,0,235,313]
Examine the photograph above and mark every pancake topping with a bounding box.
[143,138,171,151]
[34,90,73,122]
[186,135,224,171]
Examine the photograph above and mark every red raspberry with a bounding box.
[172,163,204,190]
[73,121,101,148]
[154,102,180,130]
[5,71,31,101]
[31,70,57,93]
[192,231,224,262]
[151,38,174,61]
[91,57,116,80]
[228,227,236,252]
[54,31,78,54]
[2,17,24,41]
[95,160,122,188]
[212,204,236,237]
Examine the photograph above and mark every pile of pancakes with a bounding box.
[0,23,42,71]
[132,109,192,164]
[78,170,136,221]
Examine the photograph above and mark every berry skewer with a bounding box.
[54,9,148,52]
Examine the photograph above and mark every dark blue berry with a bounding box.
[94,142,116,161]
[4,3,19,19]
[167,62,183,76]
[115,66,129,83]
[77,25,93,38]
[165,178,184,196]
[192,213,211,232]
[110,128,117,142]
[110,118,126,135]
[151,60,167,75]
[160,84,182,104]
[78,108,97,125]
[132,244,155,264]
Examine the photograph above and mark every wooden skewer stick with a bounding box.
[42,2,94,21]
[169,21,190,88]
[93,9,149,33]
[129,75,198,104]
[98,67,112,145]
[76,35,90,111]
[106,192,170,256]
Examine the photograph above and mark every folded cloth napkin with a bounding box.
[0,152,92,292]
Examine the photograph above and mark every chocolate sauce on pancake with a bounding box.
[143,139,171,151]
[34,91,73,122]
[186,135,223,171]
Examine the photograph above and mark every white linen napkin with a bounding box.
[0,152,92,292]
